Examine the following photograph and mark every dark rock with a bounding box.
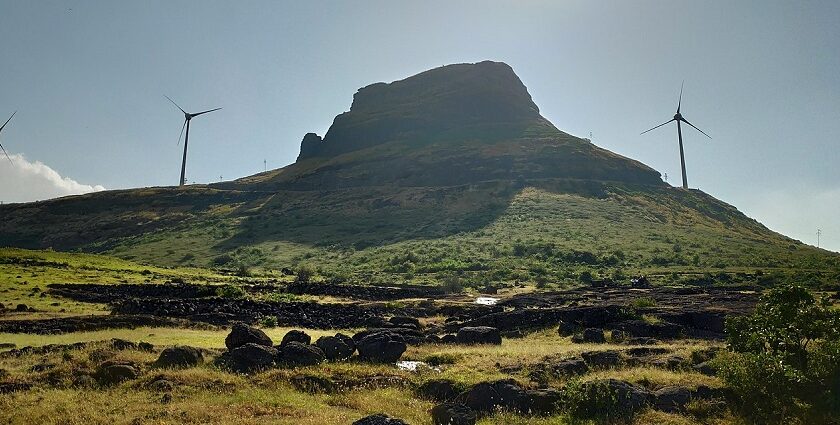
[0,382,33,393]
[111,339,137,350]
[389,316,421,329]
[557,320,579,337]
[354,327,426,345]
[155,346,204,369]
[651,355,686,370]
[431,402,477,425]
[441,334,457,344]
[653,386,693,412]
[227,343,278,373]
[357,332,406,363]
[690,347,722,365]
[525,388,562,415]
[297,133,324,161]
[625,347,670,357]
[582,350,622,368]
[334,332,356,351]
[15,304,29,312]
[550,358,589,376]
[225,322,273,350]
[610,329,628,342]
[138,341,155,352]
[279,342,325,367]
[147,377,175,392]
[458,379,529,414]
[315,336,354,361]
[627,337,659,345]
[694,361,717,376]
[573,379,651,419]
[96,361,139,385]
[290,374,336,393]
[352,413,408,425]
[417,379,461,402]
[573,328,605,343]
[455,326,501,345]
[72,374,97,388]
[619,320,682,339]
[280,329,311,347]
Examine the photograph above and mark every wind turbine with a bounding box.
[165,96,221,186]
[0,111,16,165]
[641,83,711,189]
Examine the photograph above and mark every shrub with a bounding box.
[721,284,840,423]
[631,297,657,309]
[259,316,278,328]
[216,284,247,299]
[296,264,316,283]
[441,275,464,294]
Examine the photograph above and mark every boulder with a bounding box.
[334,332,356,351]
[155,346,204,369]
[441,334,457,344]
[111,339,137,350]
[389,316,421,329]
[417,379,461,402]
[550,358,589,376]
[694,361,717,376]
[572,379,650,420]
[582,350,623,368]
[557,320,578,337]
[357,332,406,363]
[431,402,477,425]
[525,388,562,415]
[280,342,325,367]
[572,328,605,343]
[225,322,273,350]
[653,386,692,412]
[315,336,354,361]
[352,413,408,425]
[455,327,502,345]
[227,343,278,373]
[280,330,311,347]
[458,379,531,414]
[96,361,139,385]
[619,320,682,339]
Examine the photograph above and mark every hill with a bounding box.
[0,61,837,287]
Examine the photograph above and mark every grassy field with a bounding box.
[0,326,731,425]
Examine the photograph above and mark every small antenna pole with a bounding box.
[817,229,821,248]
[263,159,267,172]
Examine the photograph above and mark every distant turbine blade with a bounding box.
[164,95,187,114]
[677,81,684,113]
[640,118,675,135]
[0,111,16,133]
[191,107,222,117]
[176,118,187,146]
[0,143,11,164]
[680,117,712,139]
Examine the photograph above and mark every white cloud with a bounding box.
[737,187,840,253]
[0,153,105,203]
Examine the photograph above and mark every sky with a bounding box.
[0,1,837,252]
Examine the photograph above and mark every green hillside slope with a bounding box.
[0,61,836,286]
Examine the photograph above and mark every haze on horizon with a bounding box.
[0,1,837,252]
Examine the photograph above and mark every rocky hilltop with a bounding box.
[233,61,662,190]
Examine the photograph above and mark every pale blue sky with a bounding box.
[0,1,838,251]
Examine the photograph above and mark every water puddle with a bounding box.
[474,296,499,306]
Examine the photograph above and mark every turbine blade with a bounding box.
[0,143,12,165]
[176,118,187,146]
[191,107,222,117]
[640,118,675,135]
[680,117,712,139]
[0,111,16,134]
[677,81,684,113]
[164,95,187,114]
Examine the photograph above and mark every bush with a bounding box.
[216,284,247,299]
[296,264,316,283]
[441,275,464,294]
[721,284,840,423]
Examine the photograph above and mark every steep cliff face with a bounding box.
[297,61,547,160]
